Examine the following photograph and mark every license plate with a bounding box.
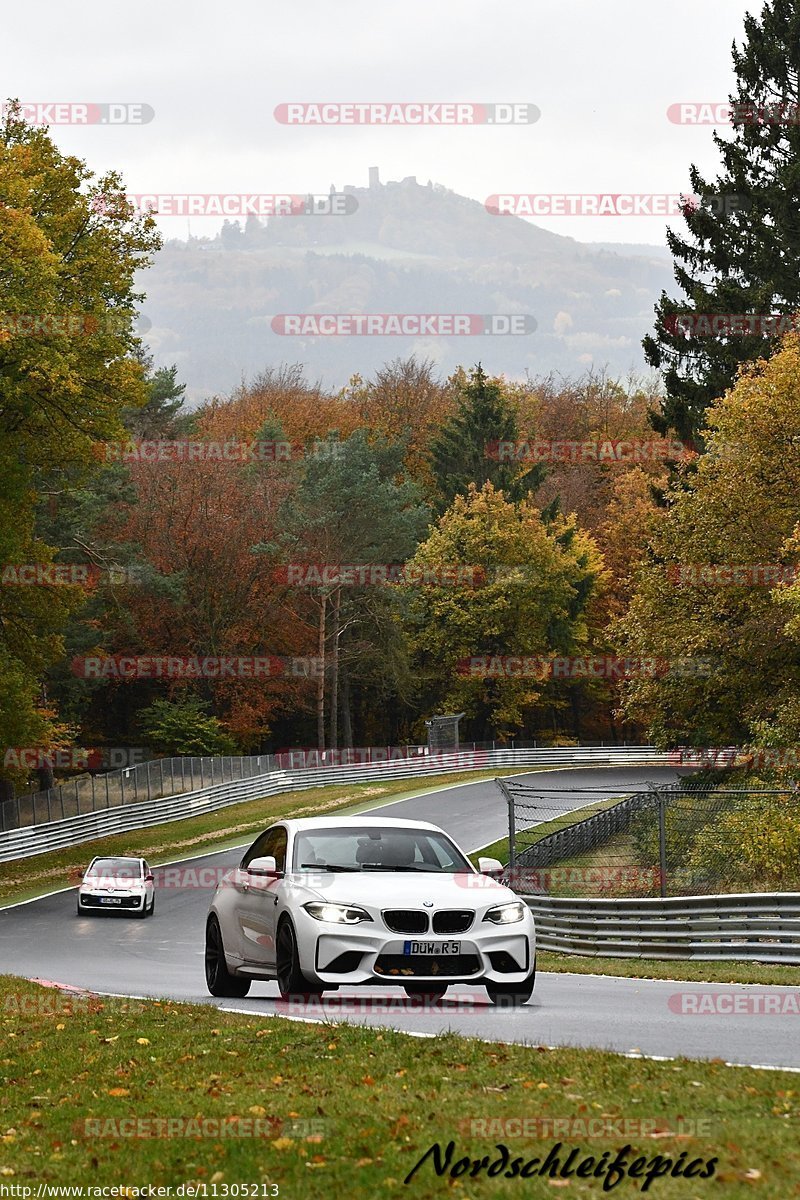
[99,897,123,905]
[403,940,460,955]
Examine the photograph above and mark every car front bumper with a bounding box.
[78,890,146,910]
[299,915,535,986]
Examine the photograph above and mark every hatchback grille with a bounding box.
[374,954,481,978]
[80,894,141,908]
[432,910,474,934]
[383,909,428,934]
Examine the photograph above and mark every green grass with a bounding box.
[538,952,800,987]
[0,767,551,908]
[0,976,797,1197]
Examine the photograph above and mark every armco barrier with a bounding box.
[522,892,800,964]
[0,746,668,863]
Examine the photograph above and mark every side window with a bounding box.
[242,826,287,871]
[271,828,288,873]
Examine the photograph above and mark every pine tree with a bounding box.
[430,364,545,510]
[644,0,800,443]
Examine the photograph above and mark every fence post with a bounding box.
[496,778,516,880]
[658,790,668,898]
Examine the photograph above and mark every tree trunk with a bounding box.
[0,778,16,831]
[329,588,341,749]
[36,764,55,791]
[316,593,327,751]
[341,670,353,748]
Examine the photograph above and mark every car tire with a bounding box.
[147,895,155,917]
[276,919,323,1000]
[205,915,251,997]
[485,958,536,1007]
[403,983,448,1003]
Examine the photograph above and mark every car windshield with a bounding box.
[292,827,472,873]
[85,857,141,883]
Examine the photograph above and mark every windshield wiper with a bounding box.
[360,864,434,872]
[299,863,360,872]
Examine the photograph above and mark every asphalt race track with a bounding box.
[2,766,798,1071]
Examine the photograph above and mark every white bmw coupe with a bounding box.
[205,816,536,1004]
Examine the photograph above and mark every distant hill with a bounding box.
[138,174,675,402]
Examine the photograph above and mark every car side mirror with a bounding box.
[478,856,504,877]
[247,855,281,877]
[144,873,154,883]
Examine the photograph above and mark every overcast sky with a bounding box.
[2,0,757,246]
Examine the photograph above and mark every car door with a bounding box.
[234,826,287,968]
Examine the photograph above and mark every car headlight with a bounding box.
[483,901,526,925]
[303,902,373,925]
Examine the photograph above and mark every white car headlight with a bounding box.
[483,901,526,925]
[303,902,373,925]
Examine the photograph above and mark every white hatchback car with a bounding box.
[76,855,155,918]
[205,817,535,1004]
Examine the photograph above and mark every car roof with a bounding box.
[279,817,445,834]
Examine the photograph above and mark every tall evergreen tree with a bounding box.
[644,0,800,443]
[430,364,545,510]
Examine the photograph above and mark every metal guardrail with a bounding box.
[0,746,669,863]
[1,755,275,832]
[521,892,800,964]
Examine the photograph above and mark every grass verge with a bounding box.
[537,952,800,988]
[0,767,549,908]
[0,976,796,1196]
